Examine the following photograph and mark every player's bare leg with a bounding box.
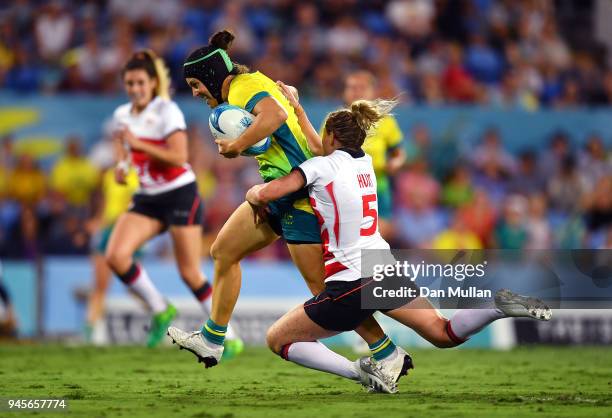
[169,202,278,365]
[286,243,326,294]
[170,224,242,357]
[386,290,551,348]
[106,212,175,347]
[85,253,112,342]
[210,202,278,323]
[288,242,403,366]
[385,297,456,347]
[266,305,338,351]
[170,225,208,291]
[87,253,112,324]
[106,212,162,274]
[266,305,399,393]
[358,290,551,385]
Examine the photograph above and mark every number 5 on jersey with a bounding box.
[361,194,378,236]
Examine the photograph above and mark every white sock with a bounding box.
[448,308,505,341]
[282,341,359,380]
[128,265,167,314]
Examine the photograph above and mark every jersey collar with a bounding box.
[338,147,365,158]
[130,95,161,115]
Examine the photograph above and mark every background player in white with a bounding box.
[235,90,552,393]
[105,50,241,353]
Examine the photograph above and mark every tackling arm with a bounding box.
[293,105,324,156]
[246,170,306,206]
[277,81,323,156]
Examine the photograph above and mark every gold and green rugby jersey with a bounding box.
[361,114,403,193]
[227,71,314,182]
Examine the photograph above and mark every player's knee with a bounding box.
[105,248,127,272]
[210,239,239,267]
[209,240,219,260]
[265,326,282,354]
[431,321,462,348]
[430,338,457,349]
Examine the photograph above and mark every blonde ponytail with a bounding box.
[350,99,397,133]
[325,98,398,150]
[142,50,171,99]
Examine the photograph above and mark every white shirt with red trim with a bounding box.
[298,149,390,282]
[112,96,195,195]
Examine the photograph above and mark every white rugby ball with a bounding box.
[209,104,271,156]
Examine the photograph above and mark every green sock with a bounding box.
[369,335,397,361]
[202,319,227,346]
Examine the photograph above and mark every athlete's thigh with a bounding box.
[384,297,447,335]
[213,201,279,261]
[287,243,325,294]
[268,304,338,349]
[169,225,202,273]
[106,212,163,257]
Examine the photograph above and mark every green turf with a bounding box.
[0,344,610,418]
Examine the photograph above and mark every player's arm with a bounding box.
[113,128,129,162]
[113,131,130,184]
[216,96,288,158]
[120,128,188,166]
[277,81,323,156]
[386,146,406,175]
[246,169,305,206]
[384,117,406,175]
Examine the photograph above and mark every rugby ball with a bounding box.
[209,104,272,156]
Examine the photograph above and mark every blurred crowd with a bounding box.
[0,0,611,259]
[393,127,611,250]
[0,120,610,259]
[1,0,612,108]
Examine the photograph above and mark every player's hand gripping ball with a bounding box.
[209,104,272,157]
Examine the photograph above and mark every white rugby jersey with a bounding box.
[112,96,195,195]
[297,148,390,282]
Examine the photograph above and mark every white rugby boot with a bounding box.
[495,289,552,321]
[356,357,397,393]
[167,326,223,368]
[373,346,414,384]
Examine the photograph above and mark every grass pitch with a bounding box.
[0,344,610,418]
